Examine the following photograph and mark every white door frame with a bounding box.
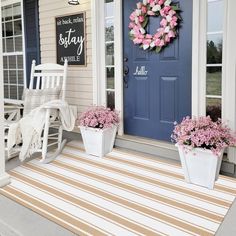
[91,0,203,135]
[91,0,236,164]
[222,0,236,163]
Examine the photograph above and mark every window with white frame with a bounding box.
[2,2,24,101]
[206,0,224,121]
[104,0,115,109]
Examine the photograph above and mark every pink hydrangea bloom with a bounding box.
[141,6,147,14]
[160,18,168,27]
[172,116,236,157]
[78,106,119,129]
[138,15,145,23]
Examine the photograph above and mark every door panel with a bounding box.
[123,0,192,141]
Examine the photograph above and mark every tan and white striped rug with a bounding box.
[1,141,236,236]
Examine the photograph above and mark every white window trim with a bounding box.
[1,0,20,7]
[193,0,236,163]
[0,0,11,187]
[2,0,26,102]
[192,0,207,117]
[222,0,236,163]
[114,0,123,135]
[91,0,123,135]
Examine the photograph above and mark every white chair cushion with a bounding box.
[23,88,60,116]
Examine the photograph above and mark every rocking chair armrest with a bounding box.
[43,105,60,110]
[4,104,24,109]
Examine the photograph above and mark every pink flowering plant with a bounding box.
[79,106,119,129]
[171,116,236,156]
[129,0,181,52]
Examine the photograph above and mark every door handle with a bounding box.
[123,76,128,88]
[123,65,129,76]
[123,65,129,88]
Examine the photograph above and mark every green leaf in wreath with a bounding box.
[142,17,149,28]
[171,5,180,11]
[177,14,182,20]
[129,32,133,39]
[129,35,134,40]
[155,47,162,53]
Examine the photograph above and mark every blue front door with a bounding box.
[123,0,192,142]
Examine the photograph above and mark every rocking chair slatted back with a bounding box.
[29,60,68,101]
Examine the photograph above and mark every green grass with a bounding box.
[206,71,221,96]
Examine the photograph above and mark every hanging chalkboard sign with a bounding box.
[55,12,86,66]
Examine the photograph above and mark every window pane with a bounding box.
[18,70,24,84]
[207,34,222,64]
[2,6,12,21]
[105,0,115,109]
[4,85,9,99]
[9,55,16,69]
[107,91,115,110]
[9,85,18,99]
[3,56,8,69]
[106,67,114,89]
[18,86,24,99]
[2,38,6,52]
[206,98,221,121]
[206,67,221,95]
[4,70,8,83]
[13,3,21,19]
[106,43,114,65]
[17,55,23,69]
[9,70,17,84]
[5,21,13,37]
[6,37,14,52]
[105,0,114,18]
[14,20,22,35]
[2,22,6,37]
[208,0,223,32]
[105,19,114,41]
[15,36,22,51]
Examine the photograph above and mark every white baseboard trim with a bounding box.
[0,173,11,188]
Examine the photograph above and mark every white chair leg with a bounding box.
[40,122,67,164]
[57,125,63,151]
[41,109,50,162]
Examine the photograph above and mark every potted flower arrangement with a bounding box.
[78,106,119,157]
[172,116,236,189]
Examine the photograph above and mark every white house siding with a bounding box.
[38,0,93,119]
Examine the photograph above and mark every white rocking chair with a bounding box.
[5,59,68,163]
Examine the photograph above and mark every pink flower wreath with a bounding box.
[129,0,181,52]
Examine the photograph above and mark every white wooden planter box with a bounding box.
[176,144,224,189]
[80,126,117,157]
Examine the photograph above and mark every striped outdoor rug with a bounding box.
[1,141,236,236]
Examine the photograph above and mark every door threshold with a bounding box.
[115,134,179,161]
[116,134,176,150]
